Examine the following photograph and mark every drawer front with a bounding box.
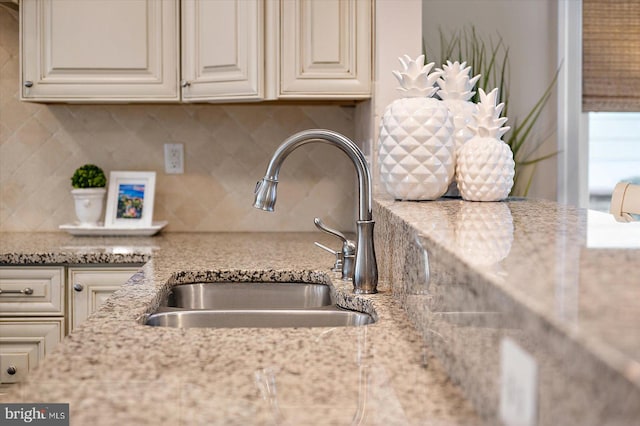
[0,352,29,384]
[0,267,65,316]
[0,318,64,388]
[68,267,138,331]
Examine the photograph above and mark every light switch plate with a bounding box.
[499,337,538,426]
[164,143,184,174]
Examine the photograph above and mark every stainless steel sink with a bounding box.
[145,307,373,328]
[164,282,332,309]
[145,281,374,328]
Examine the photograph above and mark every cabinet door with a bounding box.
[280,0,372,99]
[0,318,64,391]
[181,0,263,102]
[68,267,138,332]
[21,0,179,102]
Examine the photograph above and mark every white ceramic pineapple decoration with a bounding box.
[437,61,481,152]
[379,54,455,200]
[456,88,515,201]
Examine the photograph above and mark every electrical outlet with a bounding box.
[499,337,538,426]
[164,143,184,174]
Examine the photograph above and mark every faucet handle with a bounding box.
[313,217,356,255]
[314,217,347,243]
[314,217,356,281]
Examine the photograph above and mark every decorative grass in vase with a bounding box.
[427,25,559,196]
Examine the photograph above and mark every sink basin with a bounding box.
[146,280,374,329]
[164,282,333,309]
[145,307,373,328]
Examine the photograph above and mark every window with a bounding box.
[583,0,640,211]
[588,113,640,212]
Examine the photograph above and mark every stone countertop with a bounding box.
[2,196,639,425]
[0,232,479,425]
[373,196,640,425]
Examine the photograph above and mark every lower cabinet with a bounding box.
[0,266,65,393]
[67,267,139,333]
[0,318,64,393]
[0,267,64,316]
[0,265,140,391]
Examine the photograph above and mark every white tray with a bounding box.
[59,221,168,237]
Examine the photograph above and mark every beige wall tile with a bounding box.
[0,9,357,232]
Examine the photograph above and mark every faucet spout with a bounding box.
[253,129,378,294]
[253,178,278,212]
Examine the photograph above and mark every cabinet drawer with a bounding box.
[0,318,64,388]
[0,267,64,316]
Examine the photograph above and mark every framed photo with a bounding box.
[104,171,156,228]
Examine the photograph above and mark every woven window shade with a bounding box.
[583,0,640,111]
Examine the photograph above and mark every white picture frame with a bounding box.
[104,171,156,229]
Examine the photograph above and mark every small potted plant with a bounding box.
[71,164,107,226]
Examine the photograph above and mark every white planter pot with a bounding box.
[71,188,106,226]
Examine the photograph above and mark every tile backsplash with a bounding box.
[0,8,357,233]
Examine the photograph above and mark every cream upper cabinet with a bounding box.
[181,0,372,101]
[20,0,371,103]
[20,0,180,102]
[279,0,371,99]
[181,0,263,102]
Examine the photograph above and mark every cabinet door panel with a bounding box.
[21,0,179,102]
[48,1,148,70]
[280,0,371,99]
[182,0,263,102]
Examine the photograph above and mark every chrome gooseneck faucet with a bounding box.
[253,129,378,294]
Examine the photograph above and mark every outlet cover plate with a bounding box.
[499,337,538,426]
[164,143,184,174]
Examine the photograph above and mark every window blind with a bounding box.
[583,0,640,111]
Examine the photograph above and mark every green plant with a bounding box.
[71,164,107,189]
[426,26,559,196]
